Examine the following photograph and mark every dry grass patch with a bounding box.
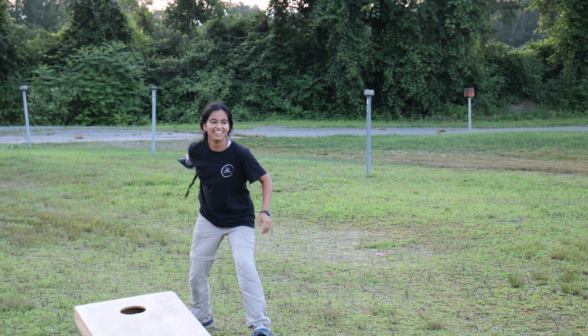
[0,293,36,312]
[418,311,446,330]
[530,268,550,284]
[550,245,586,261]
[507,272,525,288]
[560,282,588,298]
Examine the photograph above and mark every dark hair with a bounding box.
[200,101,234,141]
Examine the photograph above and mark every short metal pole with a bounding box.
[151,85,157,156]
[468,97,472,131]
[20,86,31,147]
[364,90,375,175]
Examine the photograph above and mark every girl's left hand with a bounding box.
[258,213,271,234]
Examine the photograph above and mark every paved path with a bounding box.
[0,126,586,144]
[0,127,200,144]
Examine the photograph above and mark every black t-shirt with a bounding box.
[187,140,266,228]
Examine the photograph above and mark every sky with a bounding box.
[150,0,269,11]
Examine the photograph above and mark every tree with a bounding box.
[0,0,14,81]
[1,0,30,125]
[309,0,368,117]
[9,0,68,32]
[134,4,156,35]
[365,0,495,117]
[534,0,588,66]
[56,0,133,55]
[531,0,588,109]
[225,1,261,19]
[164,0,226,34]
[493,0,541,48]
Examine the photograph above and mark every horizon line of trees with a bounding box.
[0,0,586,126]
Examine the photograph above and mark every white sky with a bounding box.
[149,0,269,11]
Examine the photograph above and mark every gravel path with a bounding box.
[0,126,587,144]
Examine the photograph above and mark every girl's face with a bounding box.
[203,110,230,141]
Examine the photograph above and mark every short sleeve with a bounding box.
[186,142,198,168]
[240,147,267,184]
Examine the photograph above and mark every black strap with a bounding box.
[184,172,198,199]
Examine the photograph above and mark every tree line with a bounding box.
[0,0,586,126]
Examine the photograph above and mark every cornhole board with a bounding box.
[74,291,210,336]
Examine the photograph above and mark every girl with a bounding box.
[180,101,273,336]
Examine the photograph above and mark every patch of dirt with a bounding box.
[256,220,423,269]
[376,153,588,175]
[302,151,588,176]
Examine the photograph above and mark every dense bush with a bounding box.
[32,42,147,125]
[147,0,497,121]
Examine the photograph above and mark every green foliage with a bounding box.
[531,0,588,110]
[33,42,147,125]
[480,42,543,105]
[0,3,57,126]
[9,0,68,32]
[134,4,156,35]
[115,0,157,36]
[534,0,588,64]
[148,0,498,120]
[1,0,587,125]
[0,0,16,81]
[367,0,494,118]
[312,0,368,117]
[54,0,134,58]
[493,0,540,48]
[67,42,147,125]
[163,0,225,34]
[225,1,262,19]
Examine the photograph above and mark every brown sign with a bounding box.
[464,88,475,98]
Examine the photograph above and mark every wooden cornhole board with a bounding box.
[74,291,210,336]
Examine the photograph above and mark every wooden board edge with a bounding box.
[74,306,93,336]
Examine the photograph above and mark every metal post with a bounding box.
[364,90,375,175]
[20,86,31,148]
[468,97,472,131]
[151,86,157,156]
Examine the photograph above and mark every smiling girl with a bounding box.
[181,102,273,336]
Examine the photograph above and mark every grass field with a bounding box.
[1,131,587,335]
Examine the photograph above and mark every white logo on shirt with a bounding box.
[221,164,234,178]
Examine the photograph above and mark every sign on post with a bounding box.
[464,88,475,131]
[364,90,375,175]
[20,86,32,147]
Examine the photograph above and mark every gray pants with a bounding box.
[189,213,271,331]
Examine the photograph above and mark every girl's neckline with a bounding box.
[207,139,232,153]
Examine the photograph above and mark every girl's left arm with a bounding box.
[258,173,273,234]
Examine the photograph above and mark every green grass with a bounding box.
[1,132,588,335]
[241,130,588,160]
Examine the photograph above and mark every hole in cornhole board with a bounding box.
[120,306,146,315]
